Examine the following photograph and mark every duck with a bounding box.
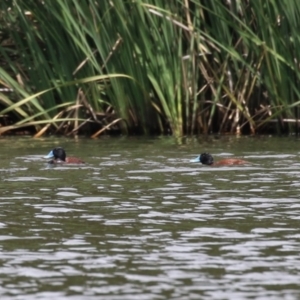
[44,147,84,164]
[190,152,248,166]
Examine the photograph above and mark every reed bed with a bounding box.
[1,0,300,136]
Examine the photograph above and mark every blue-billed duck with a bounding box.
[190,153,248,166]
[44,147,84,164]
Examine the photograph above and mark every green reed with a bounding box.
[1,0,300,136]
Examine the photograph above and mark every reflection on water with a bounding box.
[0,136,300,299]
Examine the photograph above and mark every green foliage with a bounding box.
[1,0,300,136]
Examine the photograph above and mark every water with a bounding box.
[0,135,300,299]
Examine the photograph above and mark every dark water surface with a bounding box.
[1,136,300,299]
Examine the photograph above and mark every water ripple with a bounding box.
[1,138,300,299]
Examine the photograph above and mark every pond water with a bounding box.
[0,135,300,299]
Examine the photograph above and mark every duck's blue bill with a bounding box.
[44,150,54,159]
[190,155,200,163]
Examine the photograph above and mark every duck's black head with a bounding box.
[44,147,66,161]
[200,153,214,165]
[190,153,214,165]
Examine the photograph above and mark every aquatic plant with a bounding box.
[1,0,300,136]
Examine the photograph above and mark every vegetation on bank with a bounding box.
[1,0,300,137]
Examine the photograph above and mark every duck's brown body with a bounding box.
[65,157,84,164]
[50,157,84,164]
[213,158,248,166]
